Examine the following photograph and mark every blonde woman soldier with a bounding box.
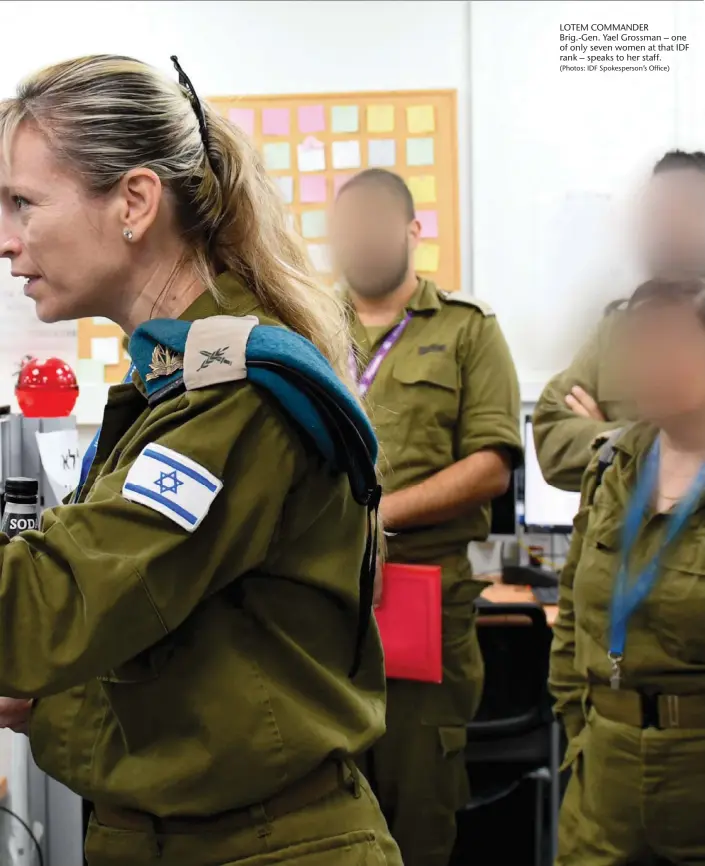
[0,55,402,866]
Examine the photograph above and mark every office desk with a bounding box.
[478,579,558,628]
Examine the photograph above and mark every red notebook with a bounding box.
[374,563,443,683]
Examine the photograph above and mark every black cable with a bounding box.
[0,804,44,866]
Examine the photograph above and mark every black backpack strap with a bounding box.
[588,426,629,505]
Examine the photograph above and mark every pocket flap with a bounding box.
[438,724,467,758]
[393,357,457,391]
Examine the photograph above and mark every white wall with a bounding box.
[470,0,705,398]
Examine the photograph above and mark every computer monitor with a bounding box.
[522,416,580,533]
[490,469,517,536]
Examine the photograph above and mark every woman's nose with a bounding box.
[0,230,21,259]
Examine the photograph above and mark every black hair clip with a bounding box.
[171,55,212,155]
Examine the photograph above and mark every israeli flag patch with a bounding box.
[122,443,223,532]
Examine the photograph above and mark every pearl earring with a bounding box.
[123,228,133,241]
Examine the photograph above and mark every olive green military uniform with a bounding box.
[551,423,705,865]
[349,278,522,866]
[533,307,633,492]
[0,274,402,866]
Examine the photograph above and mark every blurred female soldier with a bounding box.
[0,55,400,866]
[551,276,705,865]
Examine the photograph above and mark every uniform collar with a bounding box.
[178,272,261,322]
[406,277,442,314]
[344,276,441,320]
[610,422,657,460]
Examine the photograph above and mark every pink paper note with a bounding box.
[334,174,354,197]
[298,105,326,133]
[228,108,255,136]
[300,175,328,204]
[262,108,290,136]
[417,210,439,238]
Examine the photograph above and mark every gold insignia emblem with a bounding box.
[146,345,184,381]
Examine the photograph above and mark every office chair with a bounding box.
[459,602,560,866]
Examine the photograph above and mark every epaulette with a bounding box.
[129,315,380,677]
[438,290,495,317]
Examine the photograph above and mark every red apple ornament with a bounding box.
[15,357,79,418]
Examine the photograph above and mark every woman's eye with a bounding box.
[12,196,29,210]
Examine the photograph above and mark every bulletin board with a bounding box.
[75,88,459,388]
[208,89,460,290]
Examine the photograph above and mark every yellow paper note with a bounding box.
[408,175,437,203]
[415,243,440,273]
[367,105,395,133]
[407,105,435,134]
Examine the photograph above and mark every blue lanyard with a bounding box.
[609,438,705,678]
[76,364,135,499]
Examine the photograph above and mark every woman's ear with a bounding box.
[116,168,163,242]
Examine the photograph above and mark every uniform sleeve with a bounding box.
[532,321,620,492]
[0,384,299,698]
[548,456,599,742]
[457,315,522,466]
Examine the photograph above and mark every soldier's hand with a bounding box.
[565,386,605,422]
[0,698,32,734]
[373,557,383,608]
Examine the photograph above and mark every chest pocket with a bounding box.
[649,539,705,665]
[574,511,620,647]
[390,356,459,428]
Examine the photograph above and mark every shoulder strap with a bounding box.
[438,291,495,317]
[589,426,629,505]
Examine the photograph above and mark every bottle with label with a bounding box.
[1,478,39,538]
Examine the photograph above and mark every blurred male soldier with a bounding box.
[533,150,705,491]
[331,169,523,866]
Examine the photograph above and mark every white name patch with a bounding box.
[122,443,223,532]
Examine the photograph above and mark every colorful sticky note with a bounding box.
[334,174,354,197]
[332,105,359,133]
[298,105,326,133]
[262,108,290,136]
[332,140,361,170]
[301,210,328,239]
[308,243,333,273]
[367,105,395,133]
[417,210,439,239]
[274,176,294,204]
[298,136,326,172]
[300,175,327,204]
[407,105,435,134]
[368,139,396,168]
[408,175,437,204]
[263,142,291,171]
[228,107,255,136]
[406,137,435,167]
[415,243,440,273]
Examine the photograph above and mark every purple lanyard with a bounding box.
[349,312,413,397]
